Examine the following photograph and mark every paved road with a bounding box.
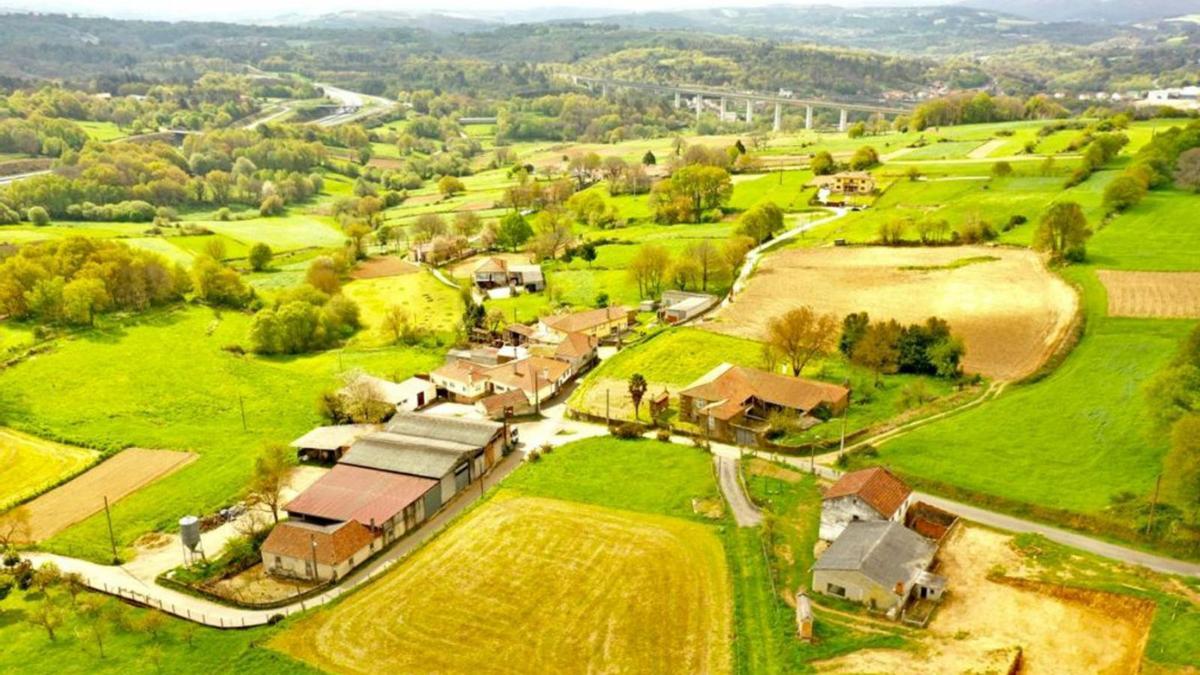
[0,169,50,185]
[714,455,762,527]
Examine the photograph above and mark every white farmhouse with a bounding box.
[819,467,913,542]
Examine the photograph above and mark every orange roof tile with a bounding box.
[541,306,631,334]
[261,519,374,566]
[823,467,912,518]
[679,364,849,422]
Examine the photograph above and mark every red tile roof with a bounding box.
[556,332,598,359]
[284,464,436,527]
[679,364,850,422]
[261,519,374,566]
[541,306,631,334]
[823,467,912,518]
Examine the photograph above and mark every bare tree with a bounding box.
[686,240,720,291]
[247,444,291,524]
[0,506,31,549]
[766,307,840,376]
[628,244,671,299]
[27,595,65,641]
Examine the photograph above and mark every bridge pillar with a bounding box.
[773,103,782,132]
[674,92,681,109]
[695,94,702,122]
[719,97,726,120]
[805,105,813,130]
[745,100,753,124]
[839,109,848,132]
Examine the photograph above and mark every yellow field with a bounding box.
[0,427,97,510]
[272,493,732,674]
[341,269,464,346]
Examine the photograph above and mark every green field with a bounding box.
[0,427,98,509]
[870,268,1190,515]
[76,120,128,142]
[342,269,463,346]
[1090,189,1200,271]
[0,308,444,561]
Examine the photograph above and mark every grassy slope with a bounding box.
[0,307,443,561]
[0,427,98,509]
[342,269,463,346]
[1090,189,1200,271]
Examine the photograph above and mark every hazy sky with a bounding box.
[2,0,948,22]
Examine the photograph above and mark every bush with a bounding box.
[27,206,50,226]
[248,242,273,272]
[610,422,643,439]
[656,429,672,442]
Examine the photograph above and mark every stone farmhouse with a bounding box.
[471,257,545,293]
[678,363,850,446]
[812,520,945,615]
[819,466,914,541]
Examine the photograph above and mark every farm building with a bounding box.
[340,412,507,509]
[283,463,438,544]
[550,332,599,378]
[471,257,545,292]
[678,363,850,446]
[536,306,633,343]
[812,520,945,615]
[476,389,535,420]
[260,519,376,582]
[289,424,377,463]
[430,360,493,401]
[339,374,436,413]
[432,354,572,406]
[659,290,718,324]
[820,466,914,541]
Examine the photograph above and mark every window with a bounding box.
[827,583,847,597]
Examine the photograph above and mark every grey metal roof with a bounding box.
[340,432,476,479]
[383,411,502,448]
[813,521,936,589]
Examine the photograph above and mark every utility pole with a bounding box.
[838,380,850,461]
[310,536,319,581]
[1146,473,1163,537]
[606,388,611,425]
[104,496,118,564]
[534,369,540,415]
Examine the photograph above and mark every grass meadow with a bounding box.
[0,427,98,510]
[342,269,463,346]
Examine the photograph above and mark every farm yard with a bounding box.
[14,448,196,543]
[272,438,733,673]
[0,427,97,511]
[708,246,1078,380]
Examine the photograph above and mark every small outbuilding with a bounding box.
[261,519,375,582]
[658,290,718,324]
[812,520,944,614]
[289,424,377,463]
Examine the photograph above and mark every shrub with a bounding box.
[27,206,50,226]
[656,429,672,442]
[248,242,273,272]
[610,422,643,439]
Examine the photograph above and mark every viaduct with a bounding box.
[570,75,911,132]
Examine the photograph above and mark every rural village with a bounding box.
[1,3,1200,673]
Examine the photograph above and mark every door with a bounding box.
[454,463,471,491]
[417,391,425,408]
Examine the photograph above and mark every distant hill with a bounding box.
[959,0,1200,24]
[292,10,497,34]
[579,5,1137,54]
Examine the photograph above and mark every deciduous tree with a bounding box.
[766,306,839,376]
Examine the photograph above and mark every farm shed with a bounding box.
[289,424,377,463]
[812,520,944,615]
[283,464,437,544]
[820,466,913,541]
[678,363,850,446]
[659,290,718,324]
[471,257,545,292]
[341,412,507,506]
[261,519,375,582]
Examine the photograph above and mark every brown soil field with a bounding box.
[1097,270,1200,319]
[16,448,196,542]
[349,256,419,280]
[708,246,1077,380]
[816,526,1154,674]
[401,193,443,206]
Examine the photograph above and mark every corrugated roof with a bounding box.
[813,521,936,590]
[261,519,375,566]
[383,411,503,447]
[284,464,436,526]
[341,431,477,479]
[824,467,912,518]
[289,424,377,451]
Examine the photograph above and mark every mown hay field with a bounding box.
[0,427,97,511]
[272,493,732,674]
[16,448,195,543]
[1097,270,1200,319]
[708,246,1077,380]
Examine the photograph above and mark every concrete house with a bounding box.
[260,519,375,582]
[339,374,436,413]
[820,467,914,541]
[432,354,572,406]
[678,363,850,446]
[430,360,493,402]
[831,171,875,194]
[812,520,944,614]
[551,332,599,378]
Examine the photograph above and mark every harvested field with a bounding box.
[273,493,732,674]
[1097,270,1200,319]
[349,256,419,280]
[709,246,1077,380]
[816,526,1154,674]
[16,448,196,542]
[0,427,97,510]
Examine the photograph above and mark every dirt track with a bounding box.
[708,246,1078,380]
[1097,270,1200,319]
[17,448,196,542]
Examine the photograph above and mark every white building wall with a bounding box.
[819,496,888,541]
